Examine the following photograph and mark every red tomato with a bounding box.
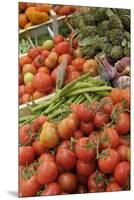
[19,124,35,145]
[114,161,130,187]
[41,50,50,58]
[37,66,51,75]
[36,160,58,185]
[75,137,96,163]
[33,115,47,132]
[66,65,77,74]
[22,64,37,75]
[74,130,83,139]
[77,160,96,176]
[41,182,62,196]
[32,140,46,156]
[93,111,109,128]
[70,103,79,113]
[57,173,77,193]
[72,58,85,71]
[33,72,53,92]
[68,113,79,127]
[88,171,105,191]
[21,93,32,104]
[19,85,25,97]
[76,103,93,122]
[101,96,113,115]
[58,140,71,150]
[58,118,76,140]
[19,55,32,67]
[58,54,72,65]
[100,128,120,149]
[115,112,130,135]
[77,185,87,193]
[105,182,121,192]
[98,148,120,173]
[111,88,122,104]
[54,34,64,44]
[68,71,80,81]
[33,90,46,100]
[39,153,55,163]
[88,132,101,147]
[56,148,76,170]
[19,74,24,85]
[121,88,130,108]
[19,174,40,197]
[55,41,70,55]
[27,48,40,59]
[80,121,95,136]
[117,145,129,161]
[25,82,35,95]
[19,146,35,166]
[77,172,88,186]
[51,67,58,85]
[119,136,130,146]
[33,55,45,68]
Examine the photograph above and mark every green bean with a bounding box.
[44,98,66,114]
[84,93,93,104]
[31,100,51,113]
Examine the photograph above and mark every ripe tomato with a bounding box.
[41,182,62,196]
[98,148,120,173]
[115,112,130,135]
[27,48,40,59]
[41,50,50,58]
[55,41,70,55]
[19,146,35,166]
[68,113,79,128]
[19,55,32,67]
[80,121,95,136]
[58,118,76,140]
[39,152,56,163]
[33,55,45,68]
[111,88,122,104]
[76,103,93,122]
[101,96,113,115]
[70,103,79,113]
[75,137,96,163]
[68,71,80,82]
[72,58,85,71]
[33,72,53,92]
[54,34,64,44]
[22,64,37,75]
[25,82,35,95]
[117,145,129,161]
[100,128,120,149]
[74,130,83,139]
[88,132,101,147]
[57,173,77,193]
[58,54,72,65]
[119,136,130,146]
[56,148,76,170]
[37,66,51,75]
[77,172,88,186]
[19,85,25,97]
[36,160,58,185]
[93,111,109,128]
[66,65,77,75]
[105,182,121,192]
[33,115,47,132]
[32,140,46,156]
[77,160,96,176]
[58,140,71,150]
[51,67,58,85]
[21,93,32,104]
[121,88,130,108]
[19,124,35,145]
[114,161,130,187]
[19,174,40,197]
[33,90,46,100]
[88,171,105,191]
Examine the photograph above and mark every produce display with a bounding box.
[19,4,131,198]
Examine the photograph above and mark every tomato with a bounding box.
[27,48,40,59]
[121,88,130,108]
[19,74,24,85]
[54,34,64,44]
[66,65,77,75]
[77,185,87,193]
[36,160,58,185]
[21,93,32,104]
[47,52,59,67]
[41,50,50,58]
[33,55,45,68]
[58,173,77,193]
[88,171,105,191]
[76,103,93,122]
[82,59,98,76]
[88,132,101,147]
[33,72,53,92]
[74,130,83,139]
[19,55,32,67]
[33,90,46,100]
[41,182,62,196]
[68,113,79,127]
[37,66,50,75]
[58,118,76,140]
[25,82,35,95]
[77,172,88,186]
[114,161,130,187]
[40,122,59,148]
[51,67,58,85]
[32,140,46,156]
[72,38,78,49]
[80,121,95,136]
[56,148,76,170]
[22,64,37,75]
[19,146,35,166]
[98,148,120,173]
[115,112,130,135]
[75,137,96,163]
[58,140,71,150]
[70,103,79,113]
[117,145,129,161]
[100,128,120,149]
[105,182,121,192]
[119,136,130,146]
[111,88,122,104]
[19,174,40,197]
[19,124,35,145]
[72,58,85,71]
[77,160,96,176]
[33,115,47,132]
[55,41,70,55]
[68,71,80,82]
[19,85,25,97]
[100,96,113,115]
[93,111,109,128]
[39,153,55,163]
[58,54,72,65]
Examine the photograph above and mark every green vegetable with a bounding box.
[110,45,124,60]
[109,29,123,45]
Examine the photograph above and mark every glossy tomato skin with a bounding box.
[27,48,40,59]
[111,88,122,104]
[105,182,121,192]
[25,82,35,95]
[68,113,79,128]
[53,34,64,44]
[80,121,95,136]
[100,128,120,149]
[88,171,105,192]
[19,146,35,166]
[19,174,41,197]
[19,85,25,97]
[117,145,129,161]
[100,96,113,115]
[68,71,80,82]
[98,148,120,173]
[39,152,56,163]
[76,160,96,176]
[33,115,47,132]
[57,172,77,193]
[55,41,70,55]
[19,124,35,145]
[114,161,130,187]
[41,182,62,196]
[93,111,109,128]
[119,136,130,146]
[36,160,58,185]
[32,140,46,156]
[56,148,76,170]
[75,137,96,163]
[76,103,93,122]
[74,130,83,139]
[115,112,130,135]
[33,55,45,68]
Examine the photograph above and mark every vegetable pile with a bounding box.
[19,87,130,197]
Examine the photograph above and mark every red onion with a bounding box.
[115,57,130,73]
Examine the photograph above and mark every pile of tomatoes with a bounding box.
[19,33,98,105]
[19,88,130,197]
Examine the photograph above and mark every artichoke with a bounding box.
[109,14,123,30]
[97,20,110,36]
[124,43,130,57]
[109,29,123,45]
[110,45,124,60]
[90,7,108,22]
